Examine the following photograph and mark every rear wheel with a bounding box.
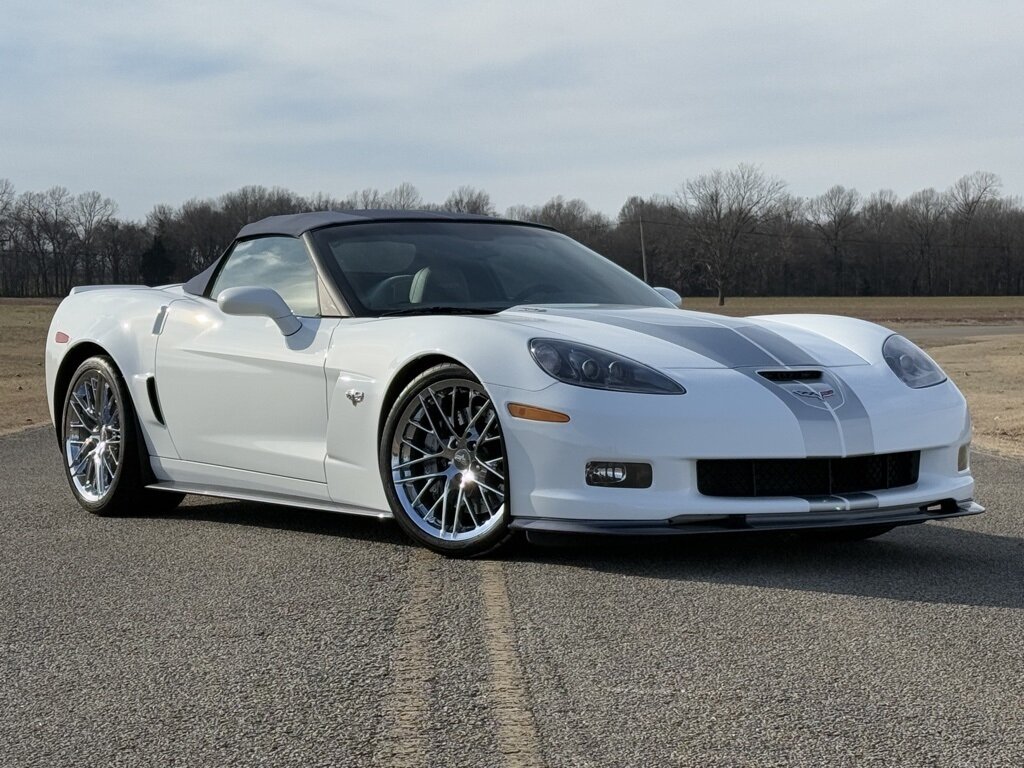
[380,363,511,557]
[61,356,184,515]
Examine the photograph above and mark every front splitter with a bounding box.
[509,500,984,537]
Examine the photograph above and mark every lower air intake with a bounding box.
[696,451,920,497]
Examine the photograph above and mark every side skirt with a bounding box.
[146,481,393,520]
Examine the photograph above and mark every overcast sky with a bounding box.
[2,0,1022,219]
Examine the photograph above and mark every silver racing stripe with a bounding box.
[738,369,843,456]
[823,369,875,456]
[535,309,877,457]
[732,325,818,366]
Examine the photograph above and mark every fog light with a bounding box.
[958,443,970,472]
[586,461,652,488]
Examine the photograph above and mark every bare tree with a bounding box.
[504,204,536,222]
[73,191,117,283]
[862,189,898,291]
[679,164,785,305]
[900,189,948,295]
[305,191,357,211]
[219,185,303,231]
[15,187,79,295]
[384,182,422,210]
[766,194,805,294]
[806,185,861,295]
[443,186,495,215]
[945,172,1002,292]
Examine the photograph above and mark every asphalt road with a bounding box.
[2,427,1022,768]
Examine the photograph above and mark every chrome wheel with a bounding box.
[390,378,506,543]
[63,370,122,503]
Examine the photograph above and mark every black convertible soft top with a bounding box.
[237,209,534,239]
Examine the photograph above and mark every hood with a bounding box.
[493,305,870,370]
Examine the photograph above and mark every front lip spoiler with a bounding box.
[509,500,985,537]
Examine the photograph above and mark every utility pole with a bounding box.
[639,210,648,283]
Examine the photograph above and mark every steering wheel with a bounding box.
[512,283,563,302]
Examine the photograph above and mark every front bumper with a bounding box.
[510,499,985,536]
[490,372,977,523]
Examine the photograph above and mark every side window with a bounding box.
[210,237,320,316]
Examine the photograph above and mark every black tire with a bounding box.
[379,363,512,557]
[800,524,898,542]
[60,355,184,516]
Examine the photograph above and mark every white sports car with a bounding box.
[45,211,983,555]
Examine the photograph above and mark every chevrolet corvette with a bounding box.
[45,210,983,555]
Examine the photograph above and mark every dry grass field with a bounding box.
[0,299,57,435]
[2,297,1022,457]
[684,295,1024,324]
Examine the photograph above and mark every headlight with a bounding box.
[529,338,685,394]
[882,335,946,388]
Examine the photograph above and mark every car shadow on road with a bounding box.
[506,522,1024,610]
[151,497,1023,611]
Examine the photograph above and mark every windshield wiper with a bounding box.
[378,306,504,317]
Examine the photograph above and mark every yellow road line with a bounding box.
[480,559,544,768]
[373,549,435,768]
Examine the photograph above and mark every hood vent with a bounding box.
[759,370,822,382]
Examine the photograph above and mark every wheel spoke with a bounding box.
[416,394,443,441]
[94,455,107,495]
[464,491,480,527]
[70,393,95,427]
[439,477,451,535]
[401,438,431,455]
[102,451,117,480]
[399,470,448,484]
[70,446,93,475]
[427,387,458,439]
[476,478,504,499]
[98,381,110,422]
[410,475,440,507]
[452,483,465,537]
[478,460,503,480]
[426,490,445,521]
[477,412,496,443]
[462,398,489,439]
[84,454,96,487]
[393,453,444,471]
[478,488,493,518]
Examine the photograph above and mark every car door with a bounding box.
[155,236,339,483]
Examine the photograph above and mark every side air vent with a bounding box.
[146,376,165,425]
[759,370,823,382]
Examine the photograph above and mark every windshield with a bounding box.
[311,221,673,316]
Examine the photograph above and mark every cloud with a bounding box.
[1,0,1022,218]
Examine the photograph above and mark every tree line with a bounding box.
[1,168,1021,303]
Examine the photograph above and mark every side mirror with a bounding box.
[654,287,683,308]
[217,286,302,336]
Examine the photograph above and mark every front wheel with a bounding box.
[380,363,511,557]
[61,355,183,515]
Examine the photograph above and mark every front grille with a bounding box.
[696,451,920,497]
